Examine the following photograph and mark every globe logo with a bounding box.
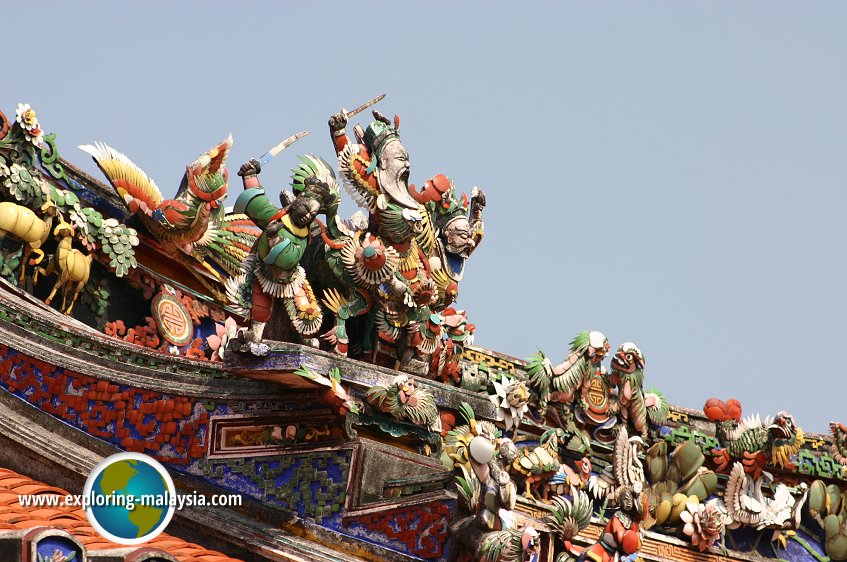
[83,452,176,545]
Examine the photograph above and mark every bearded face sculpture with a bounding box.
[443,216,476,259]
[376,138,417,209]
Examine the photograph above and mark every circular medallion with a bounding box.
[151,292,193,345]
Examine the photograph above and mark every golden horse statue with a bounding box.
[34,220,93,314]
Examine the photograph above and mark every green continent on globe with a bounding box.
[98,460,139,495]
[128,504,164,537]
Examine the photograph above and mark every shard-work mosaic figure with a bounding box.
[704,398,805,479]
[228,155,338,346]
[527,331,612,429]
[80,137,254,296]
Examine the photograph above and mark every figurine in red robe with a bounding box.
[577,487,644,562]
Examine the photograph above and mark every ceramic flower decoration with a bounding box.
[15,103,43,147]
[488,375,530,431]
[206,316,240,361]
[680,498,727,552]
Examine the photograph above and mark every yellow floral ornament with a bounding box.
[15,103,43,147]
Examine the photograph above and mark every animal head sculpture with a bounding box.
[612,342,645,373]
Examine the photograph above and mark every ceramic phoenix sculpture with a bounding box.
[81,137,259,297]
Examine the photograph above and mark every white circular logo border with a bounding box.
[83,451,176,545]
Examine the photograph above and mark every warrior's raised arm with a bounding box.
[328,111,350,155]
[328,94,386,155]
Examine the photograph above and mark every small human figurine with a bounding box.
[480,438,519,532]
[577,487,644,562]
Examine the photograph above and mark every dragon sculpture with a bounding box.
[80,137,258,297]
[704,398,805,479]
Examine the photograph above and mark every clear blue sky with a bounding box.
[4,2,845,433]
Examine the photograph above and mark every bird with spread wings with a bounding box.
[80,137,259,297]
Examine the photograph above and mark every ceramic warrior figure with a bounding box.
[325,109,437,355]
[329,108,424,244]
[227,157,337,346]
[408,173,486,310]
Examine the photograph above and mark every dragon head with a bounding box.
[612,342,645,374]
[768,411,799,442]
